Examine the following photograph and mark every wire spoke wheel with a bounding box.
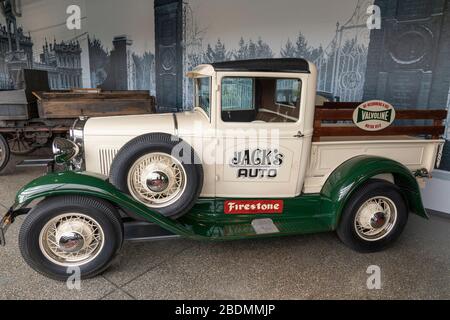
[39,213,105,267]
[354,196,398,242]
[127,152,187,208]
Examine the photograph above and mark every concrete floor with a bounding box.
[0,154,449,300]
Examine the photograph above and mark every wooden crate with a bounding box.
[34,90,156,119]
[0,89,37,120]
[0,70,49,121]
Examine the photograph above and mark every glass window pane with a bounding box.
[222,78,255,111]
[276,79,301,107]
[221,77,301,123]
[196,77,211,117]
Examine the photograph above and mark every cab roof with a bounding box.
[211,58,311,74]
[187,58,312,78]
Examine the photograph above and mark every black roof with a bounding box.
[211,58,310,73]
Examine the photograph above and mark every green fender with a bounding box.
[320,155,428,228]
[13,171,205,240]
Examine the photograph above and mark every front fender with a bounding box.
[320,156,428,228]
[14,171,203,239]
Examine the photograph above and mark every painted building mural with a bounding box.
[0,0,449,169]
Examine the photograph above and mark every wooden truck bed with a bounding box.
[304,138,443,194]
[313,102,447,141]
[303,102,447,194]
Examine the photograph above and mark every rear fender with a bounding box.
[320,156,428,228]
[14,171,202,239]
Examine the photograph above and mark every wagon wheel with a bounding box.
[8,132,37,155]
[0,134,11,172]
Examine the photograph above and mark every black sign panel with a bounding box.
[154,0,183,112]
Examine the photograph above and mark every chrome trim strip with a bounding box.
[125,235,181,242]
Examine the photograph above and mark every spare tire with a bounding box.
[109,133,203,219]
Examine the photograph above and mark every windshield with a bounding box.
[195,77,211,118]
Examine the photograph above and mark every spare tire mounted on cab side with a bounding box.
[109,133,204,219]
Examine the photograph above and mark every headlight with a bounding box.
[436,142,445,168]
[68,117,87,171]
[52,138,80,165]
[70,117,87,143]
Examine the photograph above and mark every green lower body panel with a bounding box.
[9,155,427,242]
[179,196,335,240]
[12,171,336,241]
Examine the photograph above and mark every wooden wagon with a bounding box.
[0,70,156,172]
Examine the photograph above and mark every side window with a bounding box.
[195,77,211,118]
[221,77,302,123]
[222,78,255,111]
[276,79,301,107]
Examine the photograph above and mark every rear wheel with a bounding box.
[0,134,10,173]
[337,179,408,253]
[19,196,123,281]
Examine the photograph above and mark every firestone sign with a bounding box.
[224,200,284,215]
[353,100,396,132]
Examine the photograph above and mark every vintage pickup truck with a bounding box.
[0,59,447,280]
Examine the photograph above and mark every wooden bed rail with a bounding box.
[314,102,448,142]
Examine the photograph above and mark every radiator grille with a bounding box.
[99,148,119,176]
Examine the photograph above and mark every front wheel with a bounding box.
[19,196,123,281]
[337,179,409,253]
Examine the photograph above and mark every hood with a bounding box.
[84,113,175,137]
[84,109,210,137]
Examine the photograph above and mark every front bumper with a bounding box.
[0,207,30,246]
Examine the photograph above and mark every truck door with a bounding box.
[215,73,308,198]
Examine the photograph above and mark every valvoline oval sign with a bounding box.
[353,100,396,132]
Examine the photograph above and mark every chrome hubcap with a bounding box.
[39,214,104,267]
[146,171,170,192]
[354,197,397,241]
[127,153,187,208]
[370,212,387,229]
[58,232,85,252]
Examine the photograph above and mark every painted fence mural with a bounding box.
[183,0,373,108]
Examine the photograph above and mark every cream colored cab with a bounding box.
[213,69,316,198]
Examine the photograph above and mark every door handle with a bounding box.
[294,131,304,138]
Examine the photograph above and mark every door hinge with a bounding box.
[294,131,305,138]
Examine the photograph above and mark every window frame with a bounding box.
[194,76,212,120]
[219,75,303,124]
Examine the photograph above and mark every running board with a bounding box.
[123,220,180,242]
[16,159,55,173]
